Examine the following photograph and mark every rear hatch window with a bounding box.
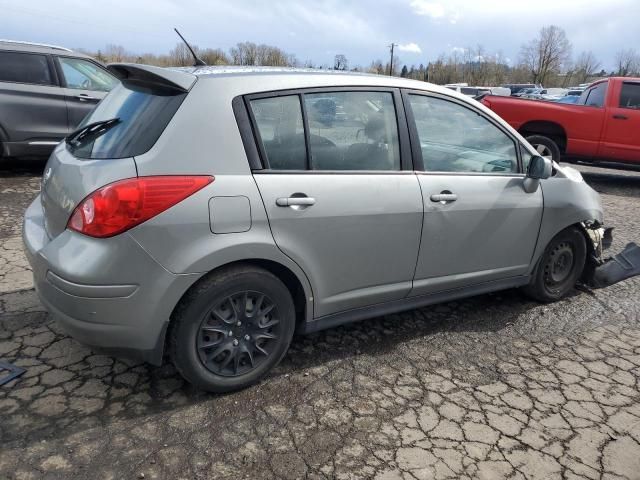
[66,80,186,159]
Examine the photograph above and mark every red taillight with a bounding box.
[67,175,213,238]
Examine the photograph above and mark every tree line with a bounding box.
[84,26,640,87]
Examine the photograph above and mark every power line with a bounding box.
[1,3,169,40]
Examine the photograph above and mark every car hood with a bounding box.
[553,162,584,182]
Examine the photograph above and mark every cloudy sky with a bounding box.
[3,0,638,70]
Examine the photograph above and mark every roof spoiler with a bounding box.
[107,63,197,92]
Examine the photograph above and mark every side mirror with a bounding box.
[527,155,552,180]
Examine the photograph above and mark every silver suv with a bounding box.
[23,64,619,392]
[0,40,118,160]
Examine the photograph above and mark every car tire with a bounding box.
[523,227,586,303]
[526,135,561,162]
[169,265,296,393]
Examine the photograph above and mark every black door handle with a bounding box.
[613,114,628,120]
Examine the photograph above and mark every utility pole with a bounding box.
[389,43,397,76]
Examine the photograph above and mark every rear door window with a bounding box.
[248,90,401,171]
[619,82,640,109]
[303,91,400,170]
[0,51,53,85]
[66,81,186,159]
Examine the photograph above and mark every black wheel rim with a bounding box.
[533,143,553,160]
[197,291,281,377]
[543,242,575,287]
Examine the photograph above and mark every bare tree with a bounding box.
[169,43,198,66]
[519,25,572,85]
[573,51,601,83]
[333,54,348,71]
[615,49,640,76]
[367,60,385,75]
[200,48,229,65]
[229,42,296,67]
[104,44,128,63]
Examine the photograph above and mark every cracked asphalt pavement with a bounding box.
[1,160,640,480]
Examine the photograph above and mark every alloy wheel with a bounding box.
[534,143,553,160]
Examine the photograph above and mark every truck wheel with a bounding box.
[523,227,586,303]
[526,135,561,162]
[169,265,296,393]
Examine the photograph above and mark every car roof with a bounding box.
[172,65,456,94]
[0,39,90,58]
[109,63,492,109]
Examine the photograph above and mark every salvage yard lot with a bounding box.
[1,162,640,480]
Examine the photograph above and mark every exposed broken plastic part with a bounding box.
[590,242,640,289]
[0,361,26,386]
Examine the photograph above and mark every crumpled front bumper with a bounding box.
[582,224,640,288]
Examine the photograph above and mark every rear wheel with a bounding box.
[526,135,561,163]
[523,227,586,302]
[170,265,295,393]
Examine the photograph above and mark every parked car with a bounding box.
[0,40,118,160]
[555,95,581,104]
[482,77,640,165]
[25,65,627,392]
[445,84,510,97]
[501,83,540,96]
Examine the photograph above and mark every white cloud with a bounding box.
[409,0,445,18]
[398,42,422,54]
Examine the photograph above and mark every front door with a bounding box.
[55,56,117,129]
[248,90,424,318]
[601,80,640,163]
[404,92,543,296]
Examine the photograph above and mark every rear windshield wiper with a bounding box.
[66,118,121,148]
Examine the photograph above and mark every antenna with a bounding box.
[174,28,206,66]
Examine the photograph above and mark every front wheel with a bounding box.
[170,265,296,393]
[526,135,561,163]
[523,227,586,303]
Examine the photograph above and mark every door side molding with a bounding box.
[300,275,530,334]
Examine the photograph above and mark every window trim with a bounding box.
[53,55,115,90]
[239,86,414,173]
[401,88,525,176]
[0,50,59,87]
[580,82,608,109]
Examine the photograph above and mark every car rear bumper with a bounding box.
[23,194,202,365]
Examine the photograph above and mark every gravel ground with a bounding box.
[1,160,639,480]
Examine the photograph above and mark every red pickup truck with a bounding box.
[482,77,640,165]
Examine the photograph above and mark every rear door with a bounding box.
[247,89,424,318]
[0,50,68,153]
[404,91,543,296]
[601,80,640,163]
[55,56,118,129]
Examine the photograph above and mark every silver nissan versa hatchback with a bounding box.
[23,64,637,392]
